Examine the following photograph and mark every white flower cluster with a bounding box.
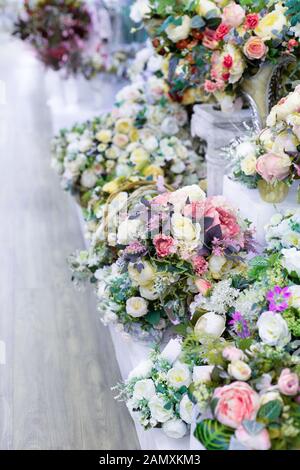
[265,210,300,251]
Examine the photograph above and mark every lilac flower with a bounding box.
[266,286,291,313]
[229,311,251,339]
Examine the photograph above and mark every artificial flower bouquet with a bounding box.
[51,78,205,208]
[130,0,300,109]
[13,0,92,74]
[82,184,255,341]
[230,86,300,203]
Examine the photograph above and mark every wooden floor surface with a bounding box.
[0,36,139,450]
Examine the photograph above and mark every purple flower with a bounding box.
[229,311,251,339]
[266,286,291,313]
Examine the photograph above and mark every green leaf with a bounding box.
[194,419,233,450]
[145,310,161,326]
[164,401,172,410]
[257,400,283,422]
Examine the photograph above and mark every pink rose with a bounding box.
[195,278,212,295]
[222,346,245,362]
[278,369,299,396]
[235,426,271,450]
[153,234,176,258]
[214,382,260,428]
[183,201,205,220]
[204,79,218,93]
[205,198,240,238]
[192,256,209,276]
[243,37,268,60]
[202,28,219,50]
[222,2,246,28]
[256,153,291,183]
[151,192,171,206]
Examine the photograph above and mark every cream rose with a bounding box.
[126,297,148,318]
[194,312,226,343]
[255,4,287,40]
[228,361,252,381]
[162,419,187,439]
[148,396,173,423]
[167,362,192,389]
[128,260,156,286]
[222,2,245,27]
[288,285,300,309]
[115,118,132,134]
[130,147,149,169]
[133,379,156,400]
[260,391,283,406]
[166,16,191,43]
[241,154,257,176]
[96,129,112,143]
[257,311,291,347]
[208,255,227,279]
[78,138,92,152]
[171,214,200,242]
[169,185,205,211]
[179,395,194,424]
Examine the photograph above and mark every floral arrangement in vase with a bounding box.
[130,0,300,110]
[13,0,92,74]
[72,184,255,341]
[117,212,300,449]
[51,77,205,208]
[230,86,300,203]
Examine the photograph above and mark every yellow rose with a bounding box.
[255,4,287,40]
[241,155,257,176]
[115,118,132,134]
[143,165,164,178]
[102,179,121,194]
[129,128,140,142]
[128,261,156,287]
[96,129,112,143]
[130,147,149,170]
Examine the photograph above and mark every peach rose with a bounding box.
[222,346,245,362]
[278,368,299,396]
[235,426,271,450]
[222,2,245,28]
[214,382,260,429]
[256,153,291,183]
[195,278,212,295]
[243,37,268,60]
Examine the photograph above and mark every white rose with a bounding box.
[139,283,159,300]
[147,54,163,73]
[195,312,226,343]
[257,311,291,347]
[166,15,191,43]
[161,117,179,136]
[196,0,221,17]
[208,255,227,278]
[80,169,98,189]
[179,394,194,424]
[282,248,300,276]
[128,261,156,287]
[289,285,300,309]
[171,214,200,242]
[235,141,257,160]
[160,338,182,364]
[126,297,148,318]
[78,138,93,152]
[128,359,154,380]
[148,396,173,423]
[144,136,158,152]
[167,362,192,389]
[117,218,142,245]
[228,361,252,381]
[193,365,214,383]
[133,379,156,401]
[162,419,187,439]
[130,0,151,23]
[171,160,186,174]
[169,185,205,210]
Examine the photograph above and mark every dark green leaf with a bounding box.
[145,310,161,326]
[257,400,283,422]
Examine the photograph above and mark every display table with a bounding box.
[75,205,189,451]
[223,176,300,247]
